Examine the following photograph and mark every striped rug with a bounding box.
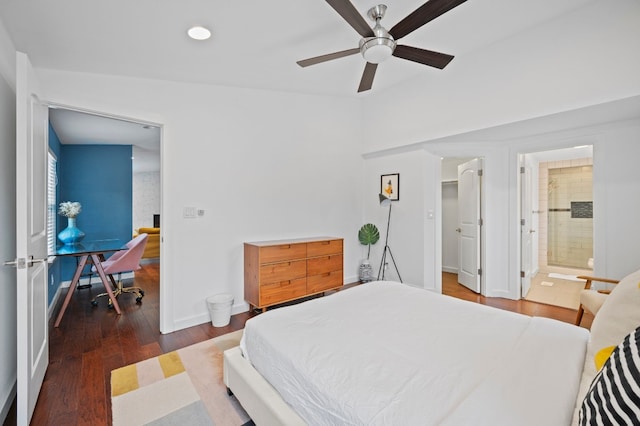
[111,330,252,425]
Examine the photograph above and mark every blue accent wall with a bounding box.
[57,145,133,285]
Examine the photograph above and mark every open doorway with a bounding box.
[47,107,161,313]
[519,145,593,309]
[441,157,484,294]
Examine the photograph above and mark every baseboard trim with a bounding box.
[168,302,250,333]
[0,380,16,424]
[59,271,134,289]
[442,266,458,274]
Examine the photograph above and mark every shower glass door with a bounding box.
[547,165,593,269]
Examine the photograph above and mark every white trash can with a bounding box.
[206,293,234,327]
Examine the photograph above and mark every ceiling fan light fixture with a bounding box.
[360,36,395,63]
[359,15,395,64]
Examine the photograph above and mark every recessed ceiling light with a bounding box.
[188,26,211,41]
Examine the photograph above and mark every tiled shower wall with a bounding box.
[538,158,593,270]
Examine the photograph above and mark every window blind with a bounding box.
[47,151,57,256]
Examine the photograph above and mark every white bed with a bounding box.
[226,281,590,425]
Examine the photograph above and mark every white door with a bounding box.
[520,156,534,298]
[15,51,49,425]
[457,158,481,293]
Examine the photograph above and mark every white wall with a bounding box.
[362,149,441,292]
[37,69,364,332]
[503,120,640,292]
[133,171,160,230]
[358,0,640,299]
[359,109,640,301]
[362,0,640,152]
[592,122,640,278]
[0,21,16,422]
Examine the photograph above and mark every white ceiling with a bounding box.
[48,108,160,173]
[0,0,596,97]
[0,0,598,170]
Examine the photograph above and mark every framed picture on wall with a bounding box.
[381,173,399,201]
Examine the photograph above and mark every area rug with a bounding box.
[524,275,585,310]
[111,330,253,426]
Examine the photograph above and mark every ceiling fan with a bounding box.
[297,0,468,92]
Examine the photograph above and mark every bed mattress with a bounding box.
[240,281,589,425]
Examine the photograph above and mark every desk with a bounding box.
[54,239,127,327]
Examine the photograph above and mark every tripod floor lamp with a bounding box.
[377,193,402,282]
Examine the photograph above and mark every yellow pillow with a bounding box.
[594,345,616,371]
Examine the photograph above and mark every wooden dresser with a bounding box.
[244,237,343,311]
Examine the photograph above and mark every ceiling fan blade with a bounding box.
[393,45,454,69]
[326,0,374,38]
[297,48,360,67]
[358,62,378,93]
[389,0,468,40]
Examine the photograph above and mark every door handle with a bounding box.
[455,228,461,233]
[529,229,536,234]
[3,259,24,268]
[4,256,48,269]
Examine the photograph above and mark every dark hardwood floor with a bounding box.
[4,266,591,425]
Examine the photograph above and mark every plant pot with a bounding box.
[359,260,374,283]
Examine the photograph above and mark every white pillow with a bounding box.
[572,269,640,425]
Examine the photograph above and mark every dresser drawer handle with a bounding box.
[280,280,291,286]
[280,245,291,250]
[273,262,291,270]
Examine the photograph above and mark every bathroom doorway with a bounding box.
[519,145,593,307]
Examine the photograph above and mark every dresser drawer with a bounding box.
[307,254,342,276]
[260,260,306,284]
[307,270,343,293]
[260,243,306,264]
[307,239,343,257]
[260,278,307,305]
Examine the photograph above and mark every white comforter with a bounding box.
[241,281,589,425]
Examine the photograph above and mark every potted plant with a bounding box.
[358,223,380,282]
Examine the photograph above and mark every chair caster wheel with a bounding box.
[91,300,98,307]
[108,302,114,310]
[139,290,145,296]
[136,297,143,304]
